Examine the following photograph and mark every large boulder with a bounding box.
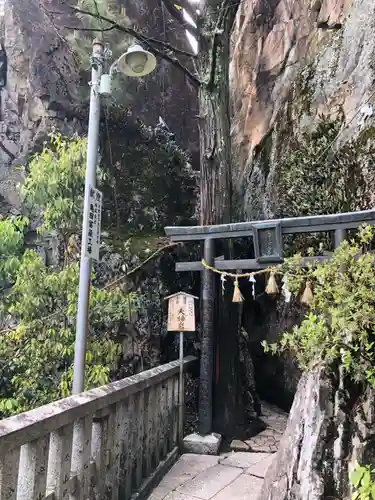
[259,364,375,499]
[259,366,336,499]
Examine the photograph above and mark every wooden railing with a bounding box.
[0,357,196,500]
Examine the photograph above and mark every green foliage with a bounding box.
[22,132,87,236]
[262,225,375,388]
[0,250,136,415]
[0,216,28,285]
[277,117,374,218]
[0,132,139,417]
[351,463,375,499]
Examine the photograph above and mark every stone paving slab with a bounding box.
[219,452,272,469]
[231,433,279,453]
[262,415,288,434]
[177,464,242,500]
[147,449,277,499]
[163,493,200,500]
[212,473,264,500]
[245,429,280,453]
[148,487,171,500]
[230,401,288,454]
[245,454,275,478]
[148,455,219,500]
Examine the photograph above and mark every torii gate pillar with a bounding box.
[199,238,215,435]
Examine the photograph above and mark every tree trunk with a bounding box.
[198,6,233,226]
[197,3,247,438]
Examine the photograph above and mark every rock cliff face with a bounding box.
[1,0,198,213]
[230,0,375,219]
[259,366,338,499]
[1,0,84,212]
[259,365,375,500]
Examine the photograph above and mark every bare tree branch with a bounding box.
[137,36,197,59]
[160,0,198,37]
[104,241,183,290]
[64,25,117,32]
[67,22,196,58]
[67,6,201,86]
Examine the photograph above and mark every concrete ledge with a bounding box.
[130,447,179,500]
[183,433,222,455]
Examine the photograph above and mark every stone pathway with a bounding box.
[231,402,288,453]
[148,403,288,500]
[147,452,275,500]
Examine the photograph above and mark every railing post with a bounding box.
[17,437,49,500]
[122,395,134,499]
[70,416,92,499]
[167,377,175,451]
[112,401,128,500]
[46,424,73,499]
[154,384,162,467]
[90,416,108,499]
[160,383,168,459]
[199,238,215,435]
[134,392,145,489]
[143,389,152,478]
[0,449,20,500]
[334,228,347,248]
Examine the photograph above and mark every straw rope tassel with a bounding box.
[232,277,244,302]
[301,280,314,305]
[265,271,278,295]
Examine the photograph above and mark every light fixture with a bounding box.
[117,44,157,77]
[99,44,157,96]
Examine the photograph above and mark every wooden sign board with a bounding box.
[165,292,198,332]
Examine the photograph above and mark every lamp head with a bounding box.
[117,45,157,77]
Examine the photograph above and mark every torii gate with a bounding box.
[165,209,375,437]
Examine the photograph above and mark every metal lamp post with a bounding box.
[72,41,157,395]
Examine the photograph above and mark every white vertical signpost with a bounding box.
[165,292,198,447]
[84,186,103,262]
